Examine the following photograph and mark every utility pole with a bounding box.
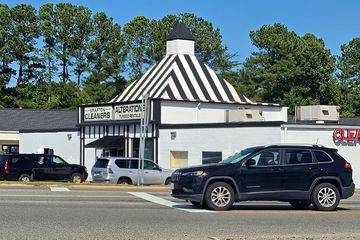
[138,93,150,186]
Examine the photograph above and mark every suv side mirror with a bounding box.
[245,159,256,167]
[153,165,161,171]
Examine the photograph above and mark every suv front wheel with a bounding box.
[70,173,83,183]
[311,183,340,211]
[204,182,234,211]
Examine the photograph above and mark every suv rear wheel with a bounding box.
[118,178,131,185]
[311,183,340,211]
[18,173,32,182]
[289,200,311,209]
[204,182,234,211]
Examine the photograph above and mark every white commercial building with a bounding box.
[0,109,81,166]
[16,23,359,186]
[78,23,287,178]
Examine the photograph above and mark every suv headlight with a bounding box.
[182,171,206,176]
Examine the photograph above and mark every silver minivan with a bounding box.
[91,157,173,185]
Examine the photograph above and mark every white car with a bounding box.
[91,157,173,185]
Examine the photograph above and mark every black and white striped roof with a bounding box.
[110,54,252,104]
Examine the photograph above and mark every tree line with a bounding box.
[0,3,359,116]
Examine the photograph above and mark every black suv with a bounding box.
[171,145,355,211]
[0,153,88,183]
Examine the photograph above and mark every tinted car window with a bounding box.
[314,151,332,163]
[19,155,33,167]
[285,149,313,165]
[144,161,158,170]
[10,156,20,164]
[221,147,261,164]
[33,155,47,165]
[49,156,67,165]
[250,149,280,166]
[94,159,109,168]
[130,160,139,169]
[115,160,129,169]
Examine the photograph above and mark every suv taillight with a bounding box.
[344,161,352,169]
[4,161,9,174]
[107,167,114,174]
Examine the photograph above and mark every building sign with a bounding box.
[84,106,113,121]
[114,103,144,120]
[333,128,360,142]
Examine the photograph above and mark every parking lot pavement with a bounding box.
[0,186,359,239]
[0,186,359,212]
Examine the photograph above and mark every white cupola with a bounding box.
[166,22,195,56]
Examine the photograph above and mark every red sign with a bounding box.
[333,128,360,142]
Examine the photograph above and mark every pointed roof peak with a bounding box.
[167,22,195,41]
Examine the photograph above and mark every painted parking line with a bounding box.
[128,192,213,213]
[50,187,70,192]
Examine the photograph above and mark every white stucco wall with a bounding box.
[161,101,287,124]
[19,131,80,165]
[158,126,281,169]
[282,124,360,186]
[166,40,195,56]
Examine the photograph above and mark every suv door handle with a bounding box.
[308,166,318,170]
[272,168,281,172]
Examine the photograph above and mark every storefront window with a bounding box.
[102,148,124,157]
[1,145,19,154]
[133,138,153,160]
[170,151,188,168]
[202,151,222,164]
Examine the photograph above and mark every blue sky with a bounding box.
[5,0,360,63]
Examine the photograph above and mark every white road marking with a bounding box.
[50,187,70,192]
[128,192,213,213]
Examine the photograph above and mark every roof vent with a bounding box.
[225,109,263,122]
[295,105,339,122]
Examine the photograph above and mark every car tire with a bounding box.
[70,173,83,183]
[118,178,131,185]
[165,178,171,185]
[289,200,311,209]
[18,173,32,182]
[204,181,234,211]
[311,183,340,211]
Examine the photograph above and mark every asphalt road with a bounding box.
[0,186,359,240]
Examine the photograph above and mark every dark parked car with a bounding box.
[171,144,355,211]
[0,153,88,183]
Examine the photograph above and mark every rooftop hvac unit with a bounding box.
[295,105,339,122]
[225,109,263,122]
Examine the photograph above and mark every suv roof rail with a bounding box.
[263,143,325,148]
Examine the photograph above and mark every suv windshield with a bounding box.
[94,159,109,168]
[221,147,261,164]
